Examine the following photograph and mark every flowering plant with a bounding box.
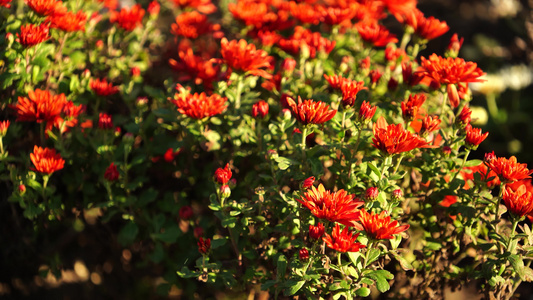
[1,0,533,299]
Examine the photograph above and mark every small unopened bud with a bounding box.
[193,227,204,239]
[299,248,309,260]
[266,149,278,160]
[136,97,148,107]
[0,120,10,137]
[484,151,496,163]
[365,187,379,201]
[179,205,193,220]
[18,184,26,195]
[282,58,296,73]
[220,184,231,199]
[302,176,315,189]
[96,40,104,49]
[392,189,403,201]
[198,237,211,254]
[309,223,325,240]
[442,146,452,156]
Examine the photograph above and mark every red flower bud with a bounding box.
[104,162,119,182]
[299,248,309,260]
[214,163,232,184]
[309,223,325,240]
[282,58,296,72]
[179,205,193,220]
[302,176,315,189]
[193,227,204,239]
[220,184,231,198]
[198,237,211,254]
[252,100,269,118]
[392,189,403,201]
[365,187,379,201]
[18,184,26,195]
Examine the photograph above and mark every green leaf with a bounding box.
[509,254,526,280]
[221,216,237,228]
[149,242,164,263]
[152,224,181,243]
[261,280,277,291]
[464,159,482,167]
[366,248,381,265]
[367,270,393,293]
[211,237,227,249]
[277,254,287,279]
[283,279,305,296]
[118,222,139,246]
[355,287,371,297]
[391,251,413,271]
[138,188,158,206]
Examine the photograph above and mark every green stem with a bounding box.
[486,93,499,122]
[393,155,404,175]
[257,121,262,153]
[399,31,411,51]
[234,75,244,110]
[411,43,420,58]
[363,241,374,269]
[301,126,308,161]
[440,89,448,116]
[42,175,49,202]
[494,182,505,234]
[507,218,519,253]
[380,156,390,180]
[0,137,4,155]
[450,149,470,184]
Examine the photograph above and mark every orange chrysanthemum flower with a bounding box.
[488,156,533,183]
[353,210,410,240]
[287,96,337,125]
[48,11,87,32]
[323,224,366,253]
[418,54,485,86]
[110,4,145,31]
[355,22,398,47]
[502,183,533,217]
[372,116,428,155]
[229,0,270,27]
[26,0,67,16]
[17,23,50,47]
[30,146,65,175]
[171,89,227,119]
[90,78,119,96]
[297,184,363,227]
[53,101,84,133]
[220,38,273,79]
[421,115,441,135]
[289,2,321,25]
[12,89,66,124]
[316,4,358,25]
[383,0,417,22]
[171,11,216,39]
[403,9,449,41]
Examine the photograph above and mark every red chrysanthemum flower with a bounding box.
[198,237,211,254]
[324,74,349,90]
[421,115,441,135]
[171,11,216,39]
[297,184,363,227]
[169,48,220,90]
[110,4,145,31]
[54,101,84,133]
[287,96,337,125]
[372,117,428,155]
[229,0,270,27]
[289,2,321,25]
[12,89,66,124]
[220,38,273,79]
[90,78,119,96]
[503,183,533,217]
[316,4,358,25]
[104,162,119,181]
[170,0,216,14]
[48,10,87,32]
[26,0,67,16]
[340,80,367,108]
[179,205,193,220]
[402,62,425,86]
[402,9,449,41]
[252,100,269,118]
[30,146,65,174]
[359,101,376,123]
[465,126,488,149]
[278,26,335,58]
[0,120,10,136]
[383,0,417,21]
[418,54,485,88]
[17,23,50,47]
[385,45,408,65]
[456,106,472,128]
[355,21,398,47]
[214,163,232,184]
[488,156,533,183]
[323,224,366,253]
[1,0,12,8]
[401,94,426,122]
[309,222,325,240]
[353,209,410,240]
[171,89,228,119]
[98,113,113,129]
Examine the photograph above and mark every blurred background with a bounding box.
[420,0,533,165]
